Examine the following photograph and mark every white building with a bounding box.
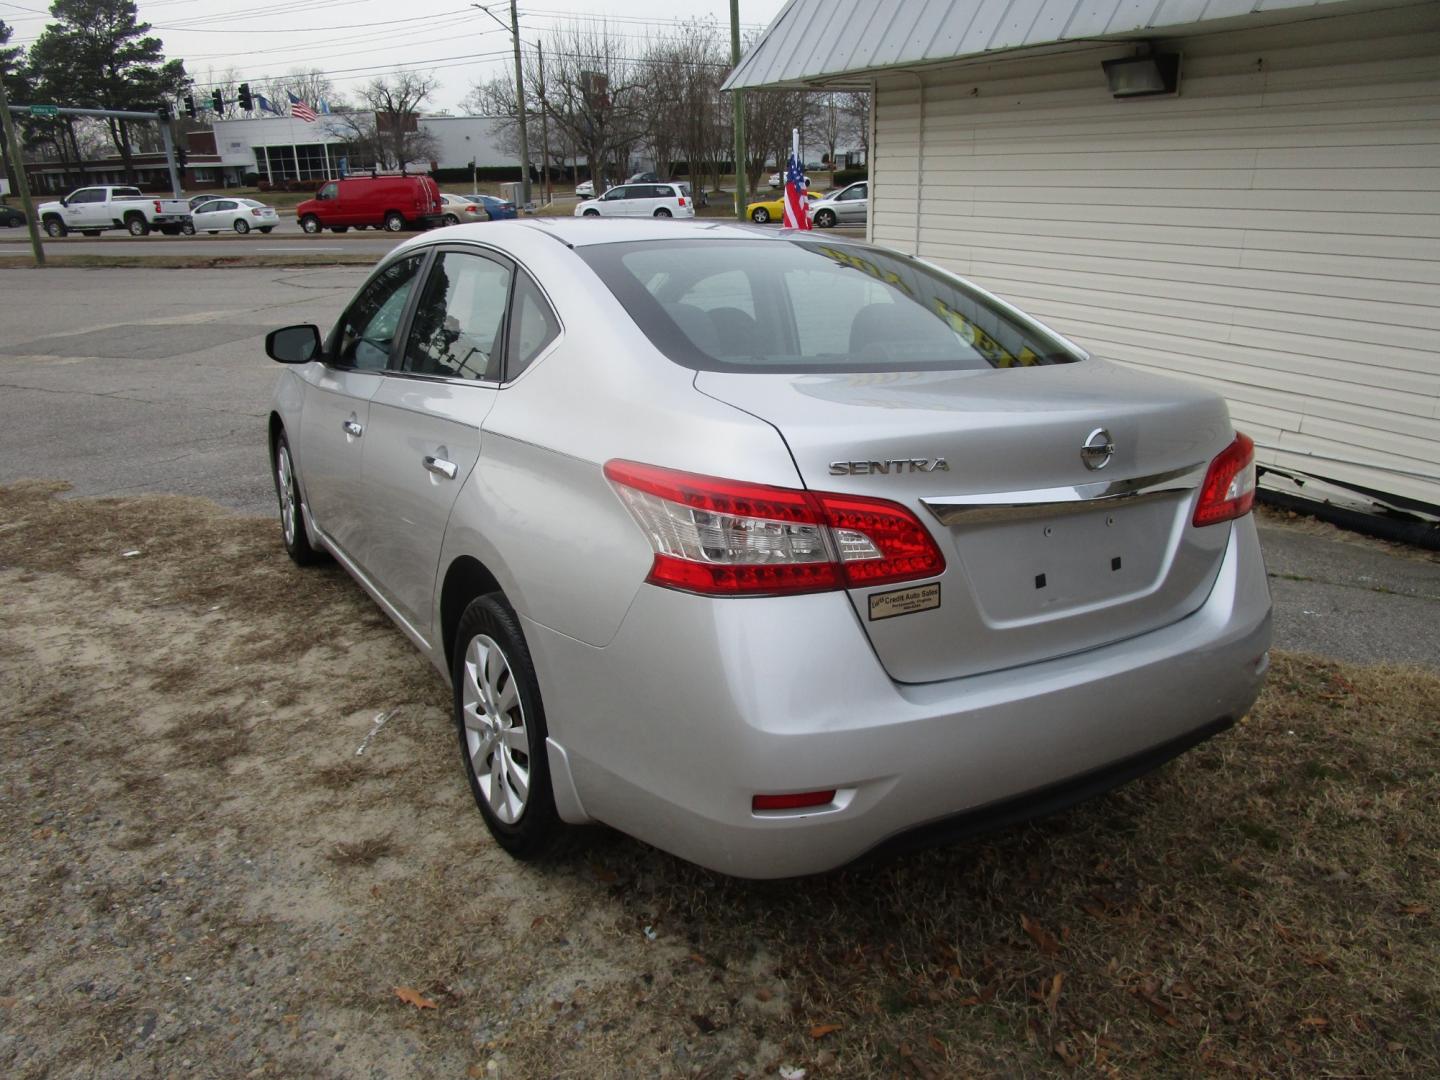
[726,0,1440,517]
[210,114,517,182]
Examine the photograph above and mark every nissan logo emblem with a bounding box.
[1081,428,1115,471]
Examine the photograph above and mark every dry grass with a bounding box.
[0,479,1436,1078]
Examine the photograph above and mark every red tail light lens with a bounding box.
[604,460,945,596]
[677,196,686,207]
[1193,432,1256,527]
[753,790,835,812]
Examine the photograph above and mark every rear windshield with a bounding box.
[577,239,1079,373]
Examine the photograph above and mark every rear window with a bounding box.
[577,239,1080,373]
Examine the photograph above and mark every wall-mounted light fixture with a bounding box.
[1102,51,1181,98]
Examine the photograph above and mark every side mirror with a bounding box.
[266,324,321,364]
[60,197,69,207]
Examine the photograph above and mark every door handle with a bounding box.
[424,456,458,480]
[342,419,363,437]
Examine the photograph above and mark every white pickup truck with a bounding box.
[37,186,193,238]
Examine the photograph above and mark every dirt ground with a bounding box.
[1,481,1436,1078]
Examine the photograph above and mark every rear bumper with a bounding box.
[527,517,1272,879]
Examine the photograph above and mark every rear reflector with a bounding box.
[753,790,835,812]
[1193,432,1256,527]
[604,460,945,596]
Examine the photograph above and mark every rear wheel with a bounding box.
[453,595,559,857]
[180,222,195,236]
[233,219,250,235]
[273,432,323,566]
[43,217,67,238]
[814,208,837,228]
[750,206,770,223]
[125,215,150,237]
[383,211,405,232]
[300,215,321,234]
[443,213,459,226]
[653,207,672,218]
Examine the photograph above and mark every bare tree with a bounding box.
[360,72,440,169]
[264,68,336,113]
[641,19,729,189]
[810,92,842,168]
[837,90,870,163]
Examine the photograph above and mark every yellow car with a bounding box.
[747,189,823,224]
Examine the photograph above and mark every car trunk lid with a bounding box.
[695,361,1235,683]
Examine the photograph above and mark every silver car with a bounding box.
[810,180,868,227]
[265,220,1271,878]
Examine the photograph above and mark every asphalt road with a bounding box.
[2,265,1435,669]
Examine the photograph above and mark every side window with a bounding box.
[403,251,513,381]
[332,254,425,371]
[70,189,102,204]
[603,186,628,201]
[506,272,560,379]
[318,182,338,201]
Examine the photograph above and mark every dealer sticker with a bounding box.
[868,582,941,620]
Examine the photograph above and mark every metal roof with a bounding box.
[722,0,1363,90]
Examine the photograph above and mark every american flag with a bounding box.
[781,149,811,230]
[288,92,318,123]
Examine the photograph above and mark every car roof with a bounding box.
[398,218,871,251]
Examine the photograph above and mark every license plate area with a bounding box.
[949,497,1180,625]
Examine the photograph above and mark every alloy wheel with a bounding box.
[460,634,530,824]
[276,443,297,547]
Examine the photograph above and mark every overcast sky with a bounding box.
[2,0,790,112]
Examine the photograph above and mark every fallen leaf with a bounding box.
[690,953,707,965]
[393,986,437,1010]
[1021,914,1061,956]
[1299,1016,1330,1029]
[926,1033,945,1054]
[1054,1040,1081,1067]
[468,1066,485,1079]
[1400,904,1430,916]
[809,1023,842,1039]
[531,915,546,929]
[755,987,773,1002]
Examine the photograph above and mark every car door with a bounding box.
[194,200,233,231]
[598,185,631,216]
[297,252,427,567]
[358,247,515,637]
[838,182,868,222]
[62,188,103,229]
[628,184,664,216]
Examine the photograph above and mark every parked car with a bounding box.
[768,171,811,189]
[295,174,444,234]
[190,197,279,235]
[263,219,1271,879]
[747,189,823,224]
[1,205,25,228]
[574,180,595,198]
[466,194,517,221]
[625,171,660,184]
[438,192,488,225]
[809,180,868,227]
[574,182,694,219]
[36,186,192,237]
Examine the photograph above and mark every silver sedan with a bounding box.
[264,220,1271,878]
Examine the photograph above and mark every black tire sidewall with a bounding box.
[816,210,836,228]
[384,213,404,232]
[301,216,320,234]
[451,595,558,856]
[234,220,249,234]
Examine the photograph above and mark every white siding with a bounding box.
[872,2,1440,508]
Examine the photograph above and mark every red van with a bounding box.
[296,175,444,234]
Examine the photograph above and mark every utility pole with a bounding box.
[537,41,550,205]
[730,0,746,220]
[0,78,45,265]
[474,2,531,207]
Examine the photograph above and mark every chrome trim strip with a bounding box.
[921,462,1205,526]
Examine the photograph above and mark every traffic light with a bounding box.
[175,144,188,169]
[237,83,253,111]
[211,89,224,115]
[156,102,172,121]
[184,95,196,119]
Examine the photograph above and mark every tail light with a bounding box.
[1193,432,1256,527]
[604,460,945,596]
[677,196,686,207]
[251,208,262,216]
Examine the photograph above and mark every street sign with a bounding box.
[29,105,60,118]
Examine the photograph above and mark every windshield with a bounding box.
[577,239,1080,373]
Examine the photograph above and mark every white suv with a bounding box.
[574,182,694,219]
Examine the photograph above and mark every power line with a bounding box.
[149,7,476,34]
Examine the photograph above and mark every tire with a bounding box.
[260,226,273,233]
[300,215,321,234]
[383,212,405,232]
[273,432,324,566]
[750,207,770,223]
[180,222,195,236]
[126,215,150,237]
[43,217,67,238]
[452,594,559,858]
[443,213,459,226]
[582,209,599,217]
[814,209,837,228]
[653,208,672,218]
[233,219,250,235]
